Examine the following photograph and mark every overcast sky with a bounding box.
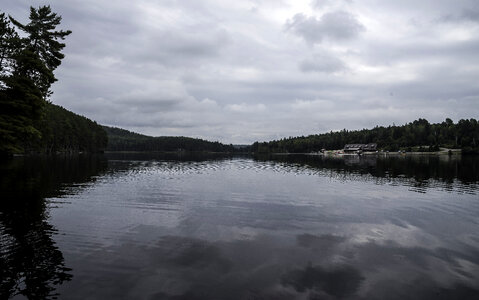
[3,0,479,143]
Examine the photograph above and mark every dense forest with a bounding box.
[0,6,106,156]
[252,118,479,154]
[103,126,238,152]
[37,103,107,153]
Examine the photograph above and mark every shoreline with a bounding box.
[269,149,463,156]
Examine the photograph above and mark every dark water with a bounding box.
[1,153,479,299]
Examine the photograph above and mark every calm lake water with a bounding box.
[1,153,479,299]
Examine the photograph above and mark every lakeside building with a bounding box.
[344,143,377,153]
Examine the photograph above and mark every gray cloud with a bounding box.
[439,9,479,23]
[299,54,346,73]
[285,11,365,45]
[310,0,353,10]
[435,0,479,23]
[460,8,479,22]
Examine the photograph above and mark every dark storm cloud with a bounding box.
[2,0,479,143]
[285,11,365,44]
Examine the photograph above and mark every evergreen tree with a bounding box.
[0,6,71,155]
[9,6,71,98]
[0,13,19,80]
[0,12,27,154]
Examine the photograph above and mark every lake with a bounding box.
[1,153,479,299]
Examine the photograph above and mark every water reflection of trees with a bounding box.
[255,154,479,193]
[0,155,107,299]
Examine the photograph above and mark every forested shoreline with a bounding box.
[252,118,479,154]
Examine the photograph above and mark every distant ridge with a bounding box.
[102,126,241,152]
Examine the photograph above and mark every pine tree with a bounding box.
[9,5,72,99]
[0,13,19,80]
[0,6,71,155]
[0,12,25,154]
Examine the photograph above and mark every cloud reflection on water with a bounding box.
[56,226,479,299]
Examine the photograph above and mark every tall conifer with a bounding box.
[0,6,71,155]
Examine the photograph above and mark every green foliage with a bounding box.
[103,126,237,153]
[252,118,479,154]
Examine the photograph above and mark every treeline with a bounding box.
[103,126,238,152]
[252,118,479,154]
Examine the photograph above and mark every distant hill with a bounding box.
[103,126,238,152]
